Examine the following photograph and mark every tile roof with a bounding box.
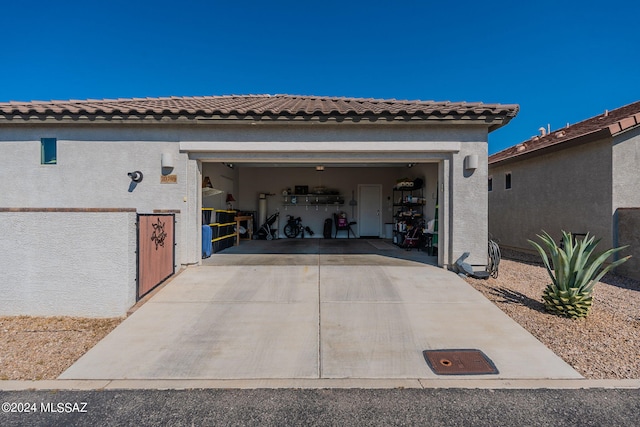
[0,94,518,129]
[490,100,640,165]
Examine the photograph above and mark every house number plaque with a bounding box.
[160,175,177,184]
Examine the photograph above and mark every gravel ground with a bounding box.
[464,249,640,379]
[1,252,638,380]
[0,316,122,380]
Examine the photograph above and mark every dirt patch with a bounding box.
[0,316,122,380]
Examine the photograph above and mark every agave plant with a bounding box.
[528,231,630,319]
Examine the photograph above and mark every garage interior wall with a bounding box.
[201,163,438,238]
[201,162,240,210]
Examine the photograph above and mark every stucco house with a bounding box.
[488,100,640,280]
[0,95,518,317]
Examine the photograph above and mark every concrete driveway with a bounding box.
[61,240,580,380]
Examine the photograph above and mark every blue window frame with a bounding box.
[41,138,57,164]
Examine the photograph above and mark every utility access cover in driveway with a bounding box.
[423,349,499,375]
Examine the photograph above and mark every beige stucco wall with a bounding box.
[0,125,192,266]
[1,122,491,275]
[0,210,137,317]
[612,127,640,211]
[489,138,614,251]
[449,142,489,266]
[611,128,640,271]
[615,208,640,280]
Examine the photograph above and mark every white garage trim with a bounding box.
[180,140,461,153]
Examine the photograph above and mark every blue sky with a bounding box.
[1,0,638,154]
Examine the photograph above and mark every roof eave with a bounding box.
[488,114,517,133]
[0,114,517,127]
[489,128,611,167]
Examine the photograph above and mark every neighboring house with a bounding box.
[0,95,518,316]
[489,100,640,280]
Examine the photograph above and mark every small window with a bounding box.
[505,172,512,190]
[41,138,57,164]
[488,176,493,192]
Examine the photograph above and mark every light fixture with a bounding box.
[161,153,174,169]
[315,165,325,172]
[464,155,478,170]
[223,163,234,169]
[128,171,143,183]
[407,163,415,168]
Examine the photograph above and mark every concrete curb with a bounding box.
[2,378,639,391]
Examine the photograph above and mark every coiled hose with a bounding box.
[487,239,501,278]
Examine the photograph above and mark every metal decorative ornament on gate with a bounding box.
[150,217,167,250]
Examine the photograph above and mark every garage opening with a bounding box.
[199,161,440,265]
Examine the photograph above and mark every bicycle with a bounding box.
[283,215,314,238]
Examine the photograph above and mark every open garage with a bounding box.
[0,95,518,316]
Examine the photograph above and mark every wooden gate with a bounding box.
[137,213,175,299]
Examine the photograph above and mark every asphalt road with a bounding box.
[1,389,639,426]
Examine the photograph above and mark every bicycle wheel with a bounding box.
[283,223,298,238]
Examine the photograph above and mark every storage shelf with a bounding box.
[283,194,344,203]
[393,186,425,248]
[202,208,237,252]
[207,222,236,227]
[282,203,344,206]
[212,234,235,243]
[283,193,345,208]
[393,203,425,208]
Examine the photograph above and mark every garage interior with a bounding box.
[200,161,440,263]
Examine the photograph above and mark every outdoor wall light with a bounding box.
[128,171,144,183]
[315,165,325,172]
[464,155,478,170]
[161,153,174,168]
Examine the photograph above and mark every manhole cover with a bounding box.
[423,349,498,375]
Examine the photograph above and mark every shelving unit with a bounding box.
[392,186,425,247]
[202,208,237,253]
[282,193,344,207]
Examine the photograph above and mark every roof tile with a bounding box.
[609,123,622,134]
[490,100,640,164]
[0,94,518,126]
[619,116,637,131]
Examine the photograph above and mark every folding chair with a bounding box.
[333,213,357,238]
